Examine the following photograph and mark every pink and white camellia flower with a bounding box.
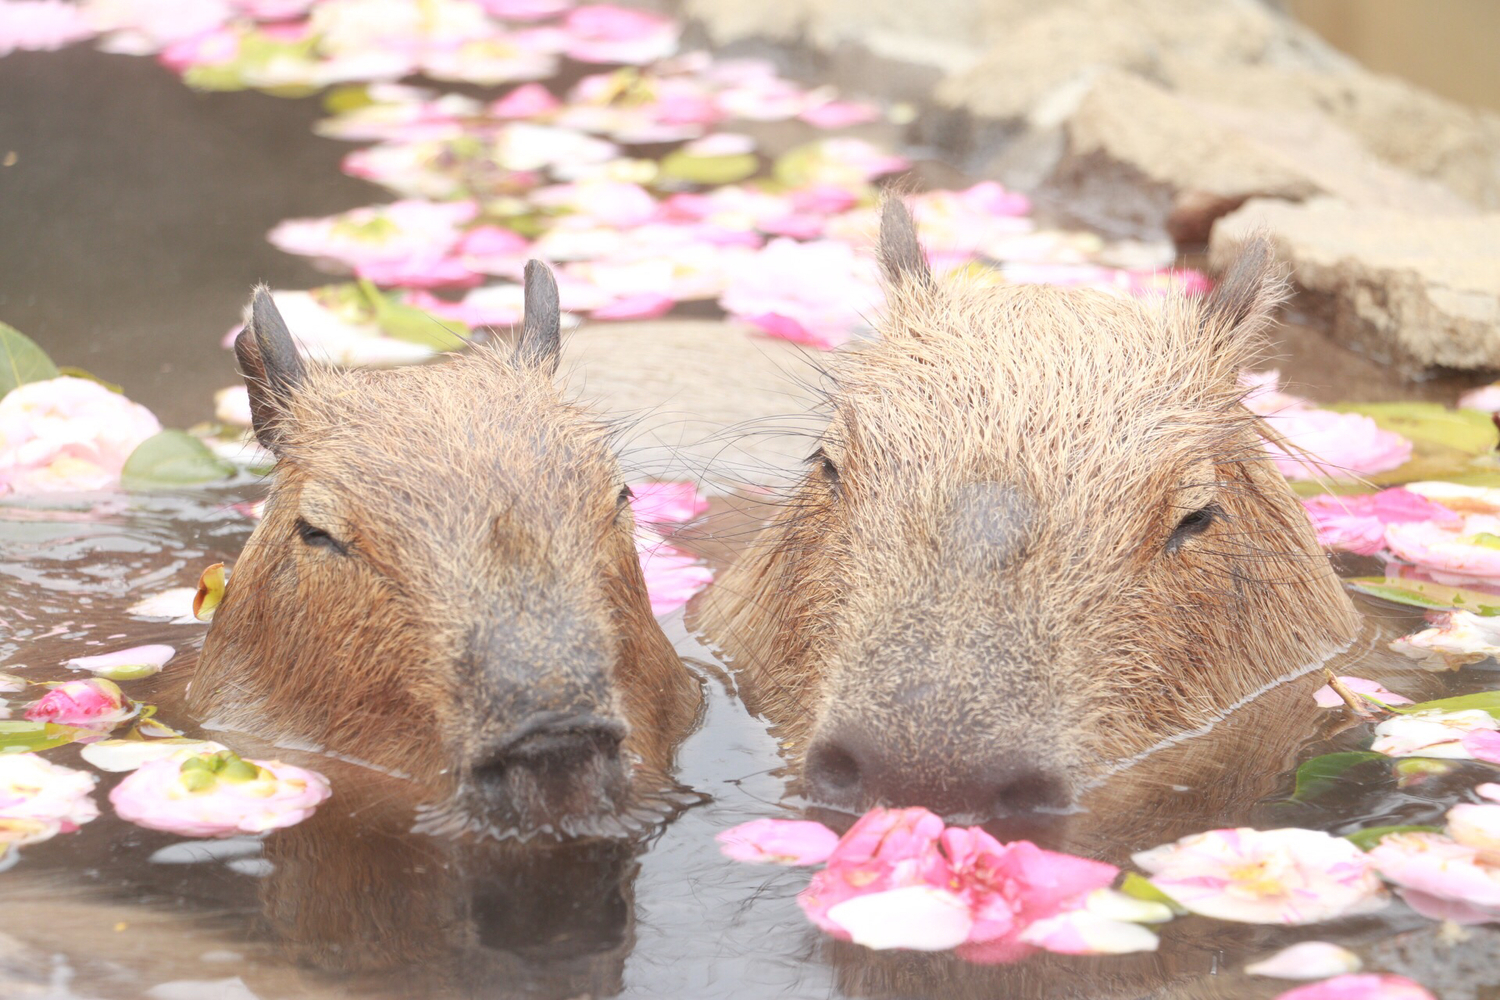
[65,643,175,681]
[267,200,478,287]
[0,1,97,55]
[1241,371,1411,481]
[0,376,162,494]
[1369,709,1499,760]
[1272,974,1436,1000]
[721,808,1159,959]
[1369,827,1500,926]
[1391,610,1500,670]
[1300,489,1459,557]
[560,4,677,64]
[720,238,882,350]
[110,749,331,838]
[1312,676,1412,709]
[24,677,134,730]
[629,481,708,525]
[1132,827,1388,924]
[0,753,99,835]
[1384,513,1500,582]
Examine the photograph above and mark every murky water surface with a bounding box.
[3,44,1499,1000]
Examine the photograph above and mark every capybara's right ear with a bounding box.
[877,198,934,293]
[1202,234,1287,356]
[235,286,306,455]
[514,259,561,377]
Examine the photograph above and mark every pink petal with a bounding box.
[1273,974,1436,1000]
[1312,676,1412,708]
[1463,729,1500,764]
[1245,941,1362,980]
[629,482,708,524]
[717,818,840,865]
[591,293,675,320]
[489,82,562,118]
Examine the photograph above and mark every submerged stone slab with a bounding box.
[1211,198,1500,372]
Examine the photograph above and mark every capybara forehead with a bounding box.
[274,350,620,517]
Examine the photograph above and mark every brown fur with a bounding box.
[698,202,1359,822]
[191,271,700,834]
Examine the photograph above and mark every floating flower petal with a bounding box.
[1273,974,1435,1000]
[717,817,840,865]
[25,678,134,729]
[81,738,229,773]
[1391,611,1500,670]
[0,752,98,836]
[1246,941,1363,979]
[65,643,175,680]
[1312,676,1411,709]
[0,376,161,494]
[1371,709,1499,760]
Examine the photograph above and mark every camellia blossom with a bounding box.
[1391,610,1500,670]
[1369,709,1499,760]
[1272,974,1436,1000]
[1312,676,1412,709]
[1385,513,1500,582]
[25,677,134,729]
[720,238,882,349]
[0,376,162,494]
[110,749,331,837]
[1132,827,1388,924]
[1301,489,1459,556]
[267,199,478,286]
[1369,825,1500,925]
[65,643,175,680]
[0,1,97,55]
[0,753,99,828]
[723,808,1156,960]
[1245,941,1362,979]
[1241,371,1411,480]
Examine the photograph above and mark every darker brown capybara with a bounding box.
[699,201,1359,829]
[190,262,701,837]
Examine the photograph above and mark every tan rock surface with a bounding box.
[1211,198,1500,371]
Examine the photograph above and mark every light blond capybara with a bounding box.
[190,261,701,837]
[699,201,1360,829]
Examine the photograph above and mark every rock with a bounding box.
[1043,71,1471,242]
[1211,198,1500,372]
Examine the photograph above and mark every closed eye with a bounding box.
[1167,503,1220,554]
[297,518,349,556]
[808,447,840,491]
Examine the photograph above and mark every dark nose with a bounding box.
[803,727,1074,826]
[475,711,627,776]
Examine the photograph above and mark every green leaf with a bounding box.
[1291,751,1388,800]
[55,366,122,394]
[1391,689,1500,719]
[658,150,759,186]
[120,431,235,488]
[0,321,59,397]
[1346,577,1500,615]
[1344,825,1444,851]
[356,280,470,349]
[322,84,375,115]
[1325,402,1499,456]
[0,720,91,754]
[1118,873,1187,915]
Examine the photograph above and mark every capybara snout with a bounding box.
[191,262,699,835]
[701,202,1360,829]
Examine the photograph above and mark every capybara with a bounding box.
[190,262,701,837]
[699,201,1360,826]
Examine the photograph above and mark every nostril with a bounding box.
[805,742,862,796]
[992,770,1072,817]
[476,712,626,778]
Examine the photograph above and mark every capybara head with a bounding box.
[701,202,1359,829]
[191,263,700,837]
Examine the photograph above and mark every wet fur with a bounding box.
[191,278,700,824]
[699,202,1359,804]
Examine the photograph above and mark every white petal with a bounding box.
[825,885,974,952]
[1245,941,1363,979]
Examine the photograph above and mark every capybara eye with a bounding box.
[1166,503,1220,554]
[808,447,840,491]
[296,518,348,556]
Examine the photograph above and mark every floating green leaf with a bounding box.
[0,720,92,754]
[1346,577,1500,615]
[55,366,123,394]
[1344,825,1444,851]
[1118,873,1187,915]
[1391,689,1500,719]
[121,431,235,488]
[658,150,759,186]
[321,84,375,115]
[0,321,59,397]
[1290,751,1388,801]
[356,280,470,349]
[1325,402,1499,456]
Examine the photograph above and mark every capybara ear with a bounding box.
[1202,234,1287,355]
[877,198,934,292]
[514,259,562,377]
[235,286,306,455]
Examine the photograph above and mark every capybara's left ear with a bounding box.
[1202,234,1287,355]
[876,197,934,293]
[235,285,306,455]
[514,259,561,377]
